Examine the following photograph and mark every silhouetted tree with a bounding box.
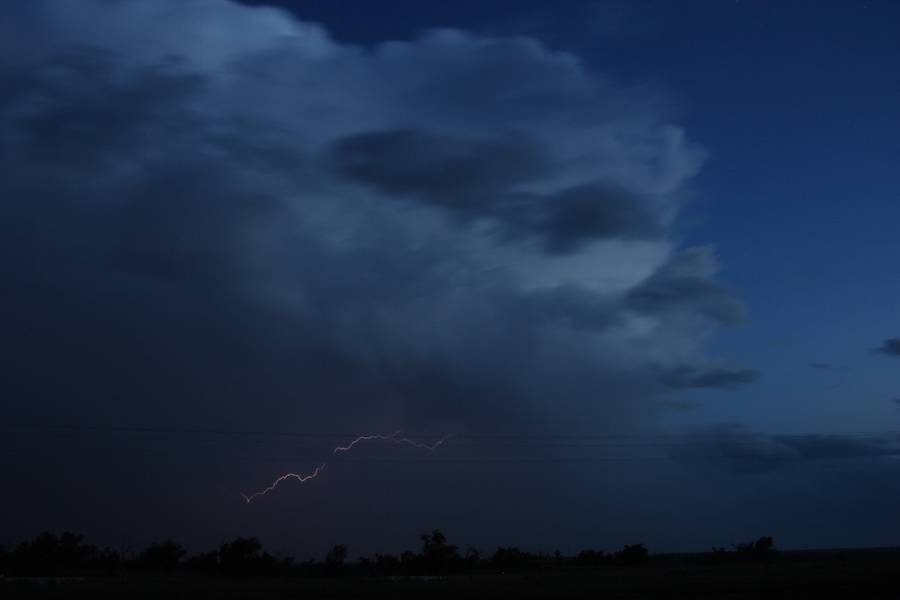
[13,532,60,575]
[421,529,459,573]
[396,549,421,574]
[324,543,347,576]
[95,547,121,576]
[492,546,533,570]
[257,550,285,576]
[136,540,185,573]
[10,531,99,576]
[736,536,776,564]
[464,546,481,577]
[375,553,400,575]
[59,532,95,567]
[616,544,648,566]
[183,550,218,574]
[325,544,347,566]
[576,549,605,565]
[218,537,263,578]
[357,556,372,576]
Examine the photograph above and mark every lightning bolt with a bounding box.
[332,432,404,454]
[240,431,448,503]
[240,463,325,504]
[334,431,449,454]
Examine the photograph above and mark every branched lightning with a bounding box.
[240,431,448,503]
[240,463,325,504]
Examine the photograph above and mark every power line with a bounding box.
[4,422,899,441]
[2,448,893,465]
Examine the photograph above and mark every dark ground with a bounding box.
[4,557,900,599]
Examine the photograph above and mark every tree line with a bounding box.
[0,530,776,578]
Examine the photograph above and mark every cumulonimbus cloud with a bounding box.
[1,0,753,439]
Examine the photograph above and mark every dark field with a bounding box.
[5,556,900,599]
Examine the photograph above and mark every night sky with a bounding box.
[2,0,900,558]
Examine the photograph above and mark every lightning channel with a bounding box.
[240,463,325,504]
[333,431,449,454]
[241,431,449,503]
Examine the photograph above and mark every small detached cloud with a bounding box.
[673,424,900,473]
[809,362,849,371]
[657,365,759,390]
[876,338,900,357]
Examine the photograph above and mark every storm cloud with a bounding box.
[333,129,664,253]
[0,0,767,552]
[0,0,748,423]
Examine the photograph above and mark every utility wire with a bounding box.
[4,422,899,441]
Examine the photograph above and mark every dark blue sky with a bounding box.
[2,0,900,556]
